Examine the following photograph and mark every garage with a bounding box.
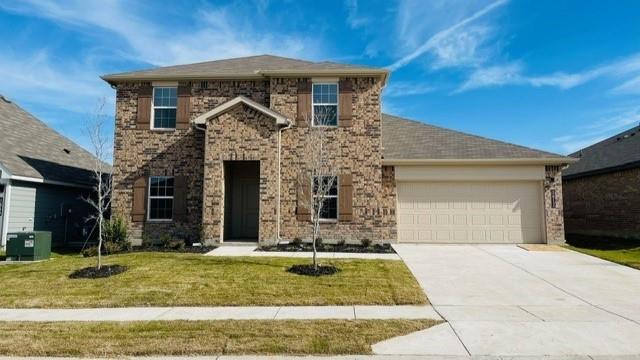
[395,166,545,244]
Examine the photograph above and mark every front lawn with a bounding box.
[0,319,437,356]
[0,252,427,307]
[566,235,640,270]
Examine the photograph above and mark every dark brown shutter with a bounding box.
[132,176,147,222]
[176,85,191,130]
[296,80,311,127]
[338,80,353,127]
[338,174,353,222]
[173,176,187,221]
[137,85,152,130]
[296,174,311,221]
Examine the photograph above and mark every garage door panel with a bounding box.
[397,181,543,244]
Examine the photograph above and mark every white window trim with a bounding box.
[147,176,174,222]
[311,82,339,127]
[312,175,339,221]
[151,87,177,130]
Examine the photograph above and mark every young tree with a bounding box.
[82,98,113,270]
[296,107,340,270]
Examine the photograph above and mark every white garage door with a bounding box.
[397,181,544,244]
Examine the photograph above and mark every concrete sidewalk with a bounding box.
[205,246,401,260]
[0,305,440,322]
[1,356,636,360]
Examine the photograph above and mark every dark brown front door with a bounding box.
[226,161,259,241]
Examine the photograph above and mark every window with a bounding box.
[152,87,177,129]
[313,175,338,220]
[148,176,174,220]
[312,83,338,126]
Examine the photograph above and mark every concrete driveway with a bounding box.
[374,244,640,357]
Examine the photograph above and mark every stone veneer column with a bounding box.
[544,165,565,244]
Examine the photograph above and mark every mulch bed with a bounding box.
[287,264,341,276]
[130,246,218,254]
[259,243,395,254]
[69,265,128,279]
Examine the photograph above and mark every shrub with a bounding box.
[81,246,98,258]
[103,216,130,251]
[337,239,346,247]
[360,238,372,248]
[314,237,323,248]
[141,235,152,248]
[167,239,186,250]
[159,234,172,248]
[291,237,303,247]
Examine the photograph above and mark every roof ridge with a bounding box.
[382,113,566,158]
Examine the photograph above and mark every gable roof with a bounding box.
[381,114,573,165]
[0,96,110,188]
[102,55,388,84]
[193,96,291,126]
[563,125,640,179]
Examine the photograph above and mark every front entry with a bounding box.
[224,161,260,241]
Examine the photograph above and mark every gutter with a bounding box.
[1,181,11,248]
[383,157,578,166]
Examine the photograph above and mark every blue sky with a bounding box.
[1,0,639,159]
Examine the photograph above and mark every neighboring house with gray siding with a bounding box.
[0,95,108,248]
[103,55,575,246]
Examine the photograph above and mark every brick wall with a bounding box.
[563,167,640,239]
[112,77,396,245]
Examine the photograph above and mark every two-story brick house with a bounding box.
[102,55,574,245]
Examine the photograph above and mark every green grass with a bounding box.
[566,235,640,270]
[0,319,438,356]
[0,252,427,308]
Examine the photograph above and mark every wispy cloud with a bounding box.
[388,0,508,71]
[552,106,640,153]
[0,0,321,67]
[384,81,436,97]
[456,53,640,93]
[345,0,370,29]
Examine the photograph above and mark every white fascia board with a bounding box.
[193,96,291,126]
[383,158,577,166]
[9,175,93,190]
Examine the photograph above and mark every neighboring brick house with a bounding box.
[563,125,640,240]
[102,55,573,245]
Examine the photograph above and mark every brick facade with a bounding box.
[112,77,395,245]
[563,167,640,239]
[543,165,565,244]
[111,76,563,245]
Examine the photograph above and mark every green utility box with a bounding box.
[6,231,52,261]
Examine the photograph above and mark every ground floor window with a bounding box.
[312,175,338,220]
[148,176,174,220]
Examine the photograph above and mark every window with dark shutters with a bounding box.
[296,174,311,221]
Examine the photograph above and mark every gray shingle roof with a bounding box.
[563,125,640,178]
[381,113,570,161]
[0,96,109,187]
[102,54,388,83]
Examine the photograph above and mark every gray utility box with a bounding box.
[6,231,52,261]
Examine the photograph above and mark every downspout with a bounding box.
[277,119,293,242]
[1,181,12,249]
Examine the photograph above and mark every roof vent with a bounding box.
[63,148,71,154]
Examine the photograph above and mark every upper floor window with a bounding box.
[152,87,177,129]
[312,83,338,127]
[148,176,174,221]
[313,175,338,220]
